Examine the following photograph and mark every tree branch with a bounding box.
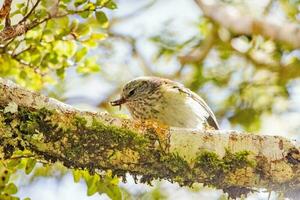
[19,0,41,23]
[194,0,300,49]
[0,20,44,43]
[0,0,12,20]
[0,78,299,198]
[0,6,101,44]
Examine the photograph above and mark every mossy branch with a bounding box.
[0,78,299,199]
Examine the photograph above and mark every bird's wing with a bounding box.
[171,83,219,130]
[189,90,219,130]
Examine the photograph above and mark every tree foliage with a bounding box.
[0,0,114,90]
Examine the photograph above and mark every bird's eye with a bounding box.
[128,89,135,97]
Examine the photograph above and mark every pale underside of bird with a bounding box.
[111,76,219,130]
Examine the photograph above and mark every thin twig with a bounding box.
[24,0,30,15]
[13,45,32,57]
[11,39,23,55]
[10,154,35,160]
[5,16,11,27]
[19,0,41,23]
[11,56,34,68]
[2,37,15,48]
[0,4,109,44]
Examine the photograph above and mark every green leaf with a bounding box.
[25,158,37,175]
[19,70,27,79]
[74,0,86,7]
[35,8,48,18]
[53,40,77,57]
[97,174,121,200]
[77,57,100,74]
[96,0,104,6]
[98,182,122,200]
[95,11,108,27]
[104,1,117,9]
[59,2,68,10]
[17,158,28,169]
[56,16,70,28]
[81,33,107,47]
[74,24,91,36]
[0,194,19,200]
[90,33,107,40]
[84,173,100,196]
[84,2,96,10]
[74,47,88,62]
[0,176,9,185]
[16,3,25,9]
[7,159,21,169]
[72,170,82,183]
[87,179,99,196]
[23,198,31,200]
[79,11,91,18]
[4,183,18,195]
[56,67,65,79]
[42,0,54,7]
[70,19,79,31]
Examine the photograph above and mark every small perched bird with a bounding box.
[111,76,219,130]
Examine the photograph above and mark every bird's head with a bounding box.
[110,76,162,108]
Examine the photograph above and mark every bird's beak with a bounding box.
[110,97,126,110]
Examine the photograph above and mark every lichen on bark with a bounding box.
[0,78,300,198]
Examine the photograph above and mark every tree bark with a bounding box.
[0,78,299,199]
[0,0,12,20]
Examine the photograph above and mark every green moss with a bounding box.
[160,153,190,174]
[74,116,150,151]
[93,119,147,147]
[57,115,154,166]
[74,116,87,127]
[137,152,194,186]
[160,153,192,184]
[17,107,64,143]
[195,151,224,176]
[0,109,12,133]
[223,150,256,170]
[2,106,151,164]
[12,107,151,153]
[194,150,255,186]
[193,150,256,198]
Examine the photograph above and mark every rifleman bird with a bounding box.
[111,76,219,130]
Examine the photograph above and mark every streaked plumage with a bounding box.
[111,76,219,130]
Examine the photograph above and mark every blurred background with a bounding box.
[0,0,299,199]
